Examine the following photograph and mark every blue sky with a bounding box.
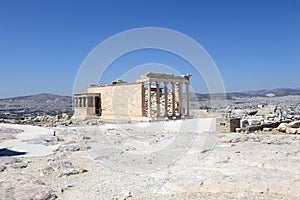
[0,0,299,98]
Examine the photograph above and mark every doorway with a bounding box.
[95,97,101,116]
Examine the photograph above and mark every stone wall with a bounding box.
[73,107,97,119]
[88,83,145,121]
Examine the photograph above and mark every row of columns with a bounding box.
[146,80,190,119]
[74,96,94,108]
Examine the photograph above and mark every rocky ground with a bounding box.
[1,120,300,199]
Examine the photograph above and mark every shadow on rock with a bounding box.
[0,148,27,157]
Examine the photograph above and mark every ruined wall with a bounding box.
[216,118,241,133]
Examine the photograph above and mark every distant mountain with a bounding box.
[2,93,71,102]
[0,93,72,119]
[238,88,300,97]
[192,88,300,101]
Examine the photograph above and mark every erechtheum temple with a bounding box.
[73,72,191,122]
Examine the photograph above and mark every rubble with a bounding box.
[0,113,73,126]
[0,157,28,171]
[287,120,300,128]
[0,165,6,171]
[286,127,298,134]
[40,161,88,177]
[217,103,300,134]
[57,142,91,152]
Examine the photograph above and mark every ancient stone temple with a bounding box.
[73,72,191,122]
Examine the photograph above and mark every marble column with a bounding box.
[178,82,183,116]
[79,97,82,107]
[156,81,160,117]
[83,97,87,107]
[164,82,168,117]
[74,97,78,107]
[171,82,175,116]
[147,81,152,118]
[186,83,190,116]
[91,96,95,107]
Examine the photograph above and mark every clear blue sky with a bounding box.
[0,0,299,98]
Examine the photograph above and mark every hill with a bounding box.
[192,88,300,101]
[0,93,72,119]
